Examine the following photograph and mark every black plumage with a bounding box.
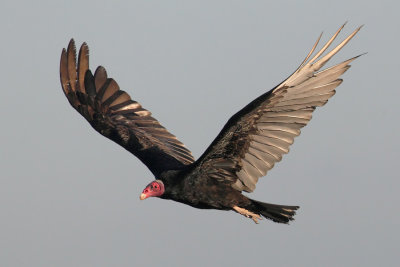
[60,24,361,224]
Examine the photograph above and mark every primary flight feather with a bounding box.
[60,24,361,224]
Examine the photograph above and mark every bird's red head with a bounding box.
[140,180,165,200]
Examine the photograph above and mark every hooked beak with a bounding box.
[140,193,147,200]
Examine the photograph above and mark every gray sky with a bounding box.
[1,1,399,266]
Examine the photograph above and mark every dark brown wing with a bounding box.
[188,24,362,192]
[60,39,195,177]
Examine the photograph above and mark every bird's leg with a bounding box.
[233,206,262,224]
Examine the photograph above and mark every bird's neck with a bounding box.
[158,169,186,199]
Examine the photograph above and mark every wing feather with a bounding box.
[94,66,108,91]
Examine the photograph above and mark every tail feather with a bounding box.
[251,200,299,224]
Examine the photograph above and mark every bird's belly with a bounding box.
[171,184,245,211]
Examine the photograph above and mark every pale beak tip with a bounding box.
[140,193,146,200]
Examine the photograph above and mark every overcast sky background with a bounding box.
[1,1,399,266]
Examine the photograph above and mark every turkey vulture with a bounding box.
[60,24,361,224]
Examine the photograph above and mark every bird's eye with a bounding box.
[154,185,158,189]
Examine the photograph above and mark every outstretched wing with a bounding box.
[189,24,362,192]
[60,39,195,177]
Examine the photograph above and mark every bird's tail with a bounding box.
[251,199,299,224]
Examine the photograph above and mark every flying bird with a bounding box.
[60,24,361,224]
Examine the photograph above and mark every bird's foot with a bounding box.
[233,206,262,224]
